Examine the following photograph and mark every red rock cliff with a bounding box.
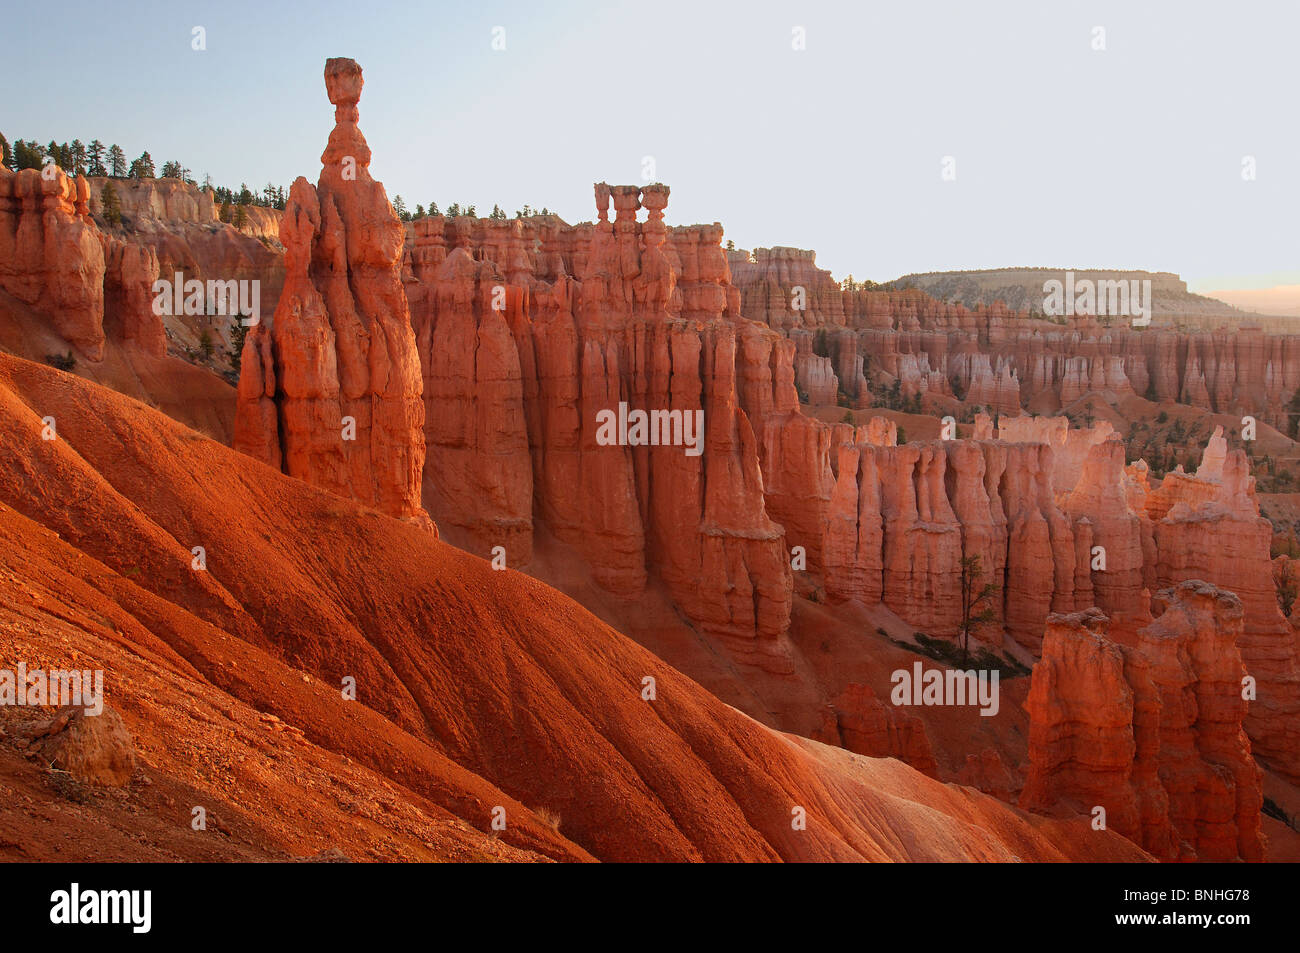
[404,185,794,658]
[0,166,106,358]
[1021,586,1263,862]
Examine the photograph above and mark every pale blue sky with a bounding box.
[4,0,1297,289]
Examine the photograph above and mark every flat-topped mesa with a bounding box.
[235,58,432,530]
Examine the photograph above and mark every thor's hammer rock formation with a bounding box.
[235,58,432,529]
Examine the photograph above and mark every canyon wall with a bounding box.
[0,164,172,363]
[404,185,793,658]
[0,166,107,358]
[1021,586,1263,862]
[795,419,1300,783]
[393,199,1299,782]
[87,175,282,242]
[730,247,1300,427]
[0,163,277,368]
[90,175,284,356]
[1140,428,1300,781]
[400,213,1202,657]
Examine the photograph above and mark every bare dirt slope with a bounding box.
[0,353,1148,862]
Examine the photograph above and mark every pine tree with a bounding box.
[87,140,106,176]
[1286,389,1300,439]
[392,195,408,220]
[1278,560,1298,618]
[108,144,126,177]
[99,181,123,226]
[234,205,248,229]
[958,555,999,665]
[14,140,45,171]
[427,201,438,216]
[128,151,155,178]
[0,132,11,171]
[219,200,232,224]
[228,320,250,377]
[70,140,86,177]
[161,160,183,179]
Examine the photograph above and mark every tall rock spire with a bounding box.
[235,58,433,530]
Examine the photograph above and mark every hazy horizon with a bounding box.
[4,0,1297,294]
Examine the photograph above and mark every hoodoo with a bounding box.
[234,58,432,529]
[1021,585,1264,862]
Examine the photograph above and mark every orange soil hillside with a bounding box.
[0,353,1148,862]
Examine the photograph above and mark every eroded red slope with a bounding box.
[0,354,1148,861]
